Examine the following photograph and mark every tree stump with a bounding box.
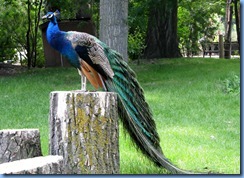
[0,129,42,164]
[0,155,64,174]
[49,91,119,174]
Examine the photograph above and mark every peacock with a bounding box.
[42,10,192,174]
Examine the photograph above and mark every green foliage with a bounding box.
[0,0,45,67]
[128,0,149,31]
[26,0,45,68]
[127,0,150,59]
[0,48,16,63]
[128,28,146,60]
[178,0,225,56]
[222,74,240,94]
[44,0,91,19]
[0,0,26,62]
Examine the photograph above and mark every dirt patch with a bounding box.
[0,63,27,76]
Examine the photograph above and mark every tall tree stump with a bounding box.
[49,91,119,174]
[0,155,64,174]
[0,129,42,164]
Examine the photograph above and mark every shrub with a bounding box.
[128,28,146,60]
[222,74,240,94]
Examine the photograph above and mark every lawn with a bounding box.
[0,58,240,174]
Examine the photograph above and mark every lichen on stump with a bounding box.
[49,91,119,174]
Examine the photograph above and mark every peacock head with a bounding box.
[42,10,60,22]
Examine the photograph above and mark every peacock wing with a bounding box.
[66,31,114,79]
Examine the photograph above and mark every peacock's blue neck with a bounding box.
[46,18,80,68]
[46,19,62,50]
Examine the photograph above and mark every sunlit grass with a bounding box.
[129,58,240,174]
[0,58,240,174]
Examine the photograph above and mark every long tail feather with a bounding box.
[102,47,192,174]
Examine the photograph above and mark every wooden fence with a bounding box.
[201,35,239,58]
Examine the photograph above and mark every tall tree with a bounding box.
[233,0,240,54]
[224,0,233,59]
[99,0,128,61]
[26,0,43,68]
[143,0,181,59]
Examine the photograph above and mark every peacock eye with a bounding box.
[48,14,53,18]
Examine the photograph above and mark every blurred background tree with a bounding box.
[0,0,26,64]
[0,0,44,68]
[178,0,225,57]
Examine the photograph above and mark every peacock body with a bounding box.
[42,10,192,174]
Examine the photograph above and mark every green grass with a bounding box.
[0,58,240,174]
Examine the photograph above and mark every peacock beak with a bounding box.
[42,15,48,20]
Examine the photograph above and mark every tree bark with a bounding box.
[224,0,233,59]
[0,156,64,174]
[0,129,42,164]
[233,0,240,54]
[99,0,128,61]
[219,34,224,58]
[49,91,119,174]
[143,0,181,59]
[26,0,32,69]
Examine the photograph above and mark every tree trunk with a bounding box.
[143,0,181,59]
[32,0,43,67]
[26,0,32,69]
[0,156,64,174]
[224,0,233,59]
[49,91,119,174]
[233,0,240,54]
[99,0,128,61]
[0,129,42,164]
[219,34,224,58]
